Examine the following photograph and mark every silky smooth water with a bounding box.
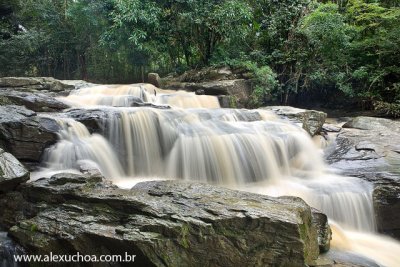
[32,83,400,266]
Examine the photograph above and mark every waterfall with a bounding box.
[34,83,400,266]
[36,118,124,179]
[59,84,220,109]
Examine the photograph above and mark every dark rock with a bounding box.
[195,89,205,95]
[311,208,331,253]
[0,149,29,193]
[65,108,109,133]
[148,73,161,88]
[326,117,400,239]
[0,176,330,266]
[373,178,400,239]
[262,106,327,136]
[0,90,69,112]
[0,105,60,162]
[0,230,26,267]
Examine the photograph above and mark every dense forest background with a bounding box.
[0,0,399,113]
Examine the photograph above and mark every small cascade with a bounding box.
[244,176,376,232]
[102,108,324,184]
[38,118,124,179]
[330,222,400,267]
[60,84,220,109]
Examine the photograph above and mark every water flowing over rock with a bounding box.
[1,79,399,266]
[40,107,325,185]
[0,149,29,192]
[327,116,400,239]
[59,83,220,109]
[0,174,325,267]
[0,105,60,162]
[262,106,327,136]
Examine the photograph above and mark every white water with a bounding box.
[60,84,220,109]
[33,83,400,266]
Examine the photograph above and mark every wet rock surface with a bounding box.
[325,116,400,239]
[0,105,60,163]
[0,149,29,193]
[0,174,329,267]
[0,230,25,267]
[262,106,327,136]
[0,90,69,112]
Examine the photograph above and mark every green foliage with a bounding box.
[225,60,279,107]
[0,0,399,115]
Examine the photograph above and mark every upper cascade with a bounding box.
[59,83,221,109]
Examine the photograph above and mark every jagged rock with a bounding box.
[0,90,69,112]
[326,117,400,239]
[262,106,327,136]
[0,175,330,267]
[0,77,74,93]
[0,148,29,193]
[311,208,331,253]
[148,73,161,87]
[0,105,60,162]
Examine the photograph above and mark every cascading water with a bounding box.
[33,84,400,266]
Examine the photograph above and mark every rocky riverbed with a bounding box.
[0,77,399,266]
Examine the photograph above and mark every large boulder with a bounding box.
[0,105,60,162]
[262,106,327,136]
[0,148,29,192]
[0,174,330,266]
[326,116,400,239]
[0,90,69,112]
[148,73,161,87]
[0,77,74,93]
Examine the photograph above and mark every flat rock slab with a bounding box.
[0,77,74,93]
[0,174,329,267]
[0,90,69,112]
